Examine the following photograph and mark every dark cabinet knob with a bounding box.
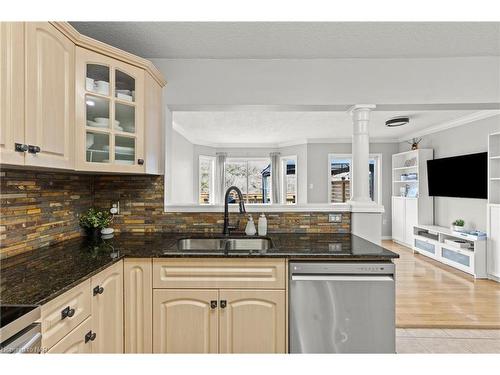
[93,285,104,296]
[210,300,218,309]
[28,145,41,154]
[220,300,227,309]
[15,143,28,152]
[85,331,97,343]
[61,306,75,319]
[137,158,144,165]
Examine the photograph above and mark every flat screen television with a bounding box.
[427,152,488,199]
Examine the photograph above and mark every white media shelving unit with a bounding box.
[391,149,434,247]
[487,131,500,281]
[413,224,487,278]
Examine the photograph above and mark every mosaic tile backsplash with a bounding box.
[0,169,350,259]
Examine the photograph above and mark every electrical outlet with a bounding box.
[328,214,342,223]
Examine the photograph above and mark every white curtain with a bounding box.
[270,152,281,204]
[214,152,227,204]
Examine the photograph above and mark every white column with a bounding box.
[349,104,376,204]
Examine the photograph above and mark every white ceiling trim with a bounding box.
[397,110,500,142]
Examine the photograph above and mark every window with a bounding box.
[281,156,297,204]
[225,158,271,204]
[328,154,381,204]
[198,156,215,204]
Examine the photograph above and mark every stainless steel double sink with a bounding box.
[176,238,273,251]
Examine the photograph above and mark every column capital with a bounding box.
[348,104,376,115]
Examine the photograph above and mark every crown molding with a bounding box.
[397,110,500,142]
[50,22,166,87]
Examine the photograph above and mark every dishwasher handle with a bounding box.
[291,275,394,282]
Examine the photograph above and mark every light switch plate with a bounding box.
[328,214,342,223]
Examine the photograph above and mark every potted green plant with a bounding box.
[451,219,465,232]
[79,208,112,238]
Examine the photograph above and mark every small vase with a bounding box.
[85,227,101,238]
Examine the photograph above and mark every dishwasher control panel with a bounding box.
[290,262,395,275]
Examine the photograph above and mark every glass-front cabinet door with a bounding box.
[75,47,144,172]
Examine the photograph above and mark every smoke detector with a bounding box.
[385,116,410,127]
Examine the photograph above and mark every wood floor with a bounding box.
[383,240,500,329]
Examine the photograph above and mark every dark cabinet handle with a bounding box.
[220,300,227,309]
[61,306,75,319]
[210,300,217,309]
[15,143,28,152]
[85,331,97,343]
[28,145,41,154]
[137,158,144,165]
[93,285,104,296]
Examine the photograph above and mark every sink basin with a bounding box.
[176,238,273,251]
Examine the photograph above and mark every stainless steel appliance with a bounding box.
[0,305,41,354]
[289,262,395,353]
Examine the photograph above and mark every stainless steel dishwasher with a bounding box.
[289,262,395,353]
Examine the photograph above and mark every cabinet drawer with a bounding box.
[41,279,91,349]
[414,239,436,254]
[47,317,93,354]
[153,258,285,289]
[441,247,472,269]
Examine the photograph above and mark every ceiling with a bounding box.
[172,110,491,146]
[70,22,500,59]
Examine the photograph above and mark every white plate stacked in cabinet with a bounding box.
[412,224,487,278]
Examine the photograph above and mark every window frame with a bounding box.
[198,155,215,205]
[224,157,272,205]
[327,153,382,205]
[280,155,298,205]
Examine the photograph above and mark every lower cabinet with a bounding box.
[152,288,286,353]
[42,260,124,354]
[153,289,219,353]
[47,317,93,354]
[124,259,152,353]
[90,261,124,353]
[219,289,285,354]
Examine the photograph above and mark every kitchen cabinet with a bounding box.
[75,46,145,173]
[219,289,285,353]
[152,258,286,353]
[0,22,25,166]
[41,279,91,350]
[47,317,93,354]
[124,259,152,353]
[144,72,164,175]
[25,22,75,169]
[90,261,124,353]
[153,289,219,353]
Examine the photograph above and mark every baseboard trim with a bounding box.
[381,236,393,240]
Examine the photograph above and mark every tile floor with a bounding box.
[396,328,500,353]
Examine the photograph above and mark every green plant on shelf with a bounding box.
[452,219,465,227]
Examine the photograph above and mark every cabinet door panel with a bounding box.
[392,197,405,243]
[91,261,124,353]
[47,317,93,354]
[153,289,218,353]
[219,289,285,353]
[25,22,75,169]
[0,22,25,165]
[124,259,152,353]
[488,205,500,278]
[404,199,418,246]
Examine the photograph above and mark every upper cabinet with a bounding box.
[25,22,75,169]
[0,21,166,174]
[0,22,25,165]
[75,47,145,173]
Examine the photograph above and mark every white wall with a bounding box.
[152,57,500,106]
[170,130,195,204]
[399,114,500,231]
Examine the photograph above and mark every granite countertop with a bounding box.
[0,232,398,306]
